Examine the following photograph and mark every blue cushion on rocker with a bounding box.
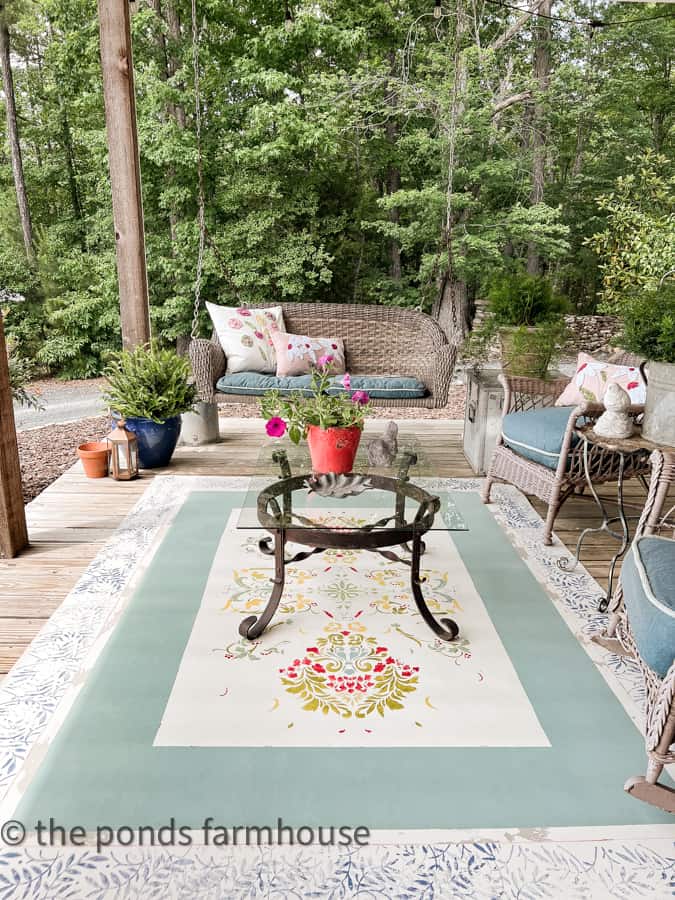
[501,406,581,470]
[622,536,675,678]
[216,372,427,400]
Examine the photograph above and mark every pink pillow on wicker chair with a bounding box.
[272,331,346,377]
[555,352,646,407]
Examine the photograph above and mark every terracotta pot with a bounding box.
[77,441,110,478]
[306,425,362,474]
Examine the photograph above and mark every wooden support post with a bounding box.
[0,315,28,558]
[98,0,151,349]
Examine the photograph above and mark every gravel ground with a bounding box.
[18,416,108,504]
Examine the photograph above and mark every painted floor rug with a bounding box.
[0,476,673,898]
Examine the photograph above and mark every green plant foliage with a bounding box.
[102,342,197,422]
[260,364,370,443]
[486,271,569,327]
[588,151,675,311]
[620,284,675,364]
[6,339,42,408]
[0,0,672,376]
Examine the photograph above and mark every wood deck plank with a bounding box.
[0,418,670,675]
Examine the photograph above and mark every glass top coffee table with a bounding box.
[236,437,468,644]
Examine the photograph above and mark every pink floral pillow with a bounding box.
[206,302,285,374]
[555,352,646,407]
[272,331,346,377]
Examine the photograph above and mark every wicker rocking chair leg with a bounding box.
[481,476,494,504]
[543,495,563,546]
[625,707,675,814]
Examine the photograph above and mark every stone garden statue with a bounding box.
[594,383,635,440]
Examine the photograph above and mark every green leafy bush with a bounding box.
[620,285,675,364]
[7,341,42,409]
[463,271,568,376]
[487,271,568,326]
[102,343,197,423]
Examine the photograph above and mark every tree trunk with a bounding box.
[386,138,402,281]
[385,52,402,281]
[433,1,471,345]
[433,274,471,346]
[148,0,184,244]
[527,0,551,276]
[0,9,36,266]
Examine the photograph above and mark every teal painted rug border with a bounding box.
[13,489,672,830]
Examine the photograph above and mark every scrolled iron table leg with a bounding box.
[240,529,286,640]
[409,530,458,642]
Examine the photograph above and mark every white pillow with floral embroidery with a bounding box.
[206,303,286,374]
[271,331,346,377]
[555,352,646,407]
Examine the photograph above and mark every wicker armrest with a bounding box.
[498,373,569,415]
[431,345,456,408]
[412,345,456,408]
[189,338,226,404]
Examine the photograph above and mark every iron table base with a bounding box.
[239,530,459,644]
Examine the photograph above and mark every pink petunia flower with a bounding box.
[317,354,334,369]
[342,373,352,391]
[265,417,287,438]
[351,390,369,406]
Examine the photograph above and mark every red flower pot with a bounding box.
[306,425,362,474]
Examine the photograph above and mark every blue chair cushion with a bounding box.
[216,372,428,400]
[622,536,675,678]
[501,406,581,470]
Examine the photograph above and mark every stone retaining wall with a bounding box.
[562,315,621,354]
[470,300,621,358]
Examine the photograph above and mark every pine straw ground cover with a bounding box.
[17,386,465,504]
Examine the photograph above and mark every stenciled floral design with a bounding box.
[221,568,316,617]
[279,627,419,718]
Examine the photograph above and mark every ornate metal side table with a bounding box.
[236,442,468,643]
[558,426,652,610]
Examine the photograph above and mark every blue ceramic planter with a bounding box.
[112,415,182,469]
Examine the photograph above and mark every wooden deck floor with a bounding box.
[0,418,656,680]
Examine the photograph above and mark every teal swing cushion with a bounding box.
[216,372,428,400]
[622,536,675,678]
[501,406,581,470]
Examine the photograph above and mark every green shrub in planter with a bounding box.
[102,342,197,423]
[102,343,198,468]
[463,271,569,378]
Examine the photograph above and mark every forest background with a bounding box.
[0,0,673,377]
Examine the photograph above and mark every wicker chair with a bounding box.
[617,543,675,814]
[482,354,647,545]
[189,302,455,409]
